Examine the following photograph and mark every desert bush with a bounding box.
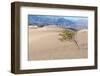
[59,29,80,49]
[59,29,75,41]
[38,25,45,27]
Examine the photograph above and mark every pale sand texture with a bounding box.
[75,29,88,51]
[28,27,88,60]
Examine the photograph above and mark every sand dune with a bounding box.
[75,29,88,51]
[28,26,88,60]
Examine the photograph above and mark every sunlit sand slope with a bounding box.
[28,26,88,60]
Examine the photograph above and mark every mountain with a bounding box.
[28,15,88,30]
[56,18,74,26]
[73,19,88,30]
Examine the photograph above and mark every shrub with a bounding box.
[59,29,75,41]
[59,29,80,49]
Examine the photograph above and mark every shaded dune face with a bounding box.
[75,29,88,51]
[28,26,88,60]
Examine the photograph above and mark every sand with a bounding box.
[28,26,88,60]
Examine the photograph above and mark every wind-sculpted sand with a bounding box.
[28,26,88,60]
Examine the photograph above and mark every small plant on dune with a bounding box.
[59,29,75,41]
[59,29,80,49]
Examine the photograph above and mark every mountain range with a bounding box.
[28,15,88,30]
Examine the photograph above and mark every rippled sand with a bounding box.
[28,26,88,60]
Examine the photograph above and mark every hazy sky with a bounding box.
[63,16,88,21]
[28,15,88,27]
[28,15,88,21]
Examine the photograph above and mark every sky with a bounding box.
[28,15,88,27]
[63,16,88,21]
[28,15,88,22]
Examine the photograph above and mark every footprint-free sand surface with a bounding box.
[28,26,88,60]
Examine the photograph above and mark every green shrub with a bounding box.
[59,29,80,49]
[59,29,75,41]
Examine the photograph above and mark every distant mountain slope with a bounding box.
[28,15,88,30]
